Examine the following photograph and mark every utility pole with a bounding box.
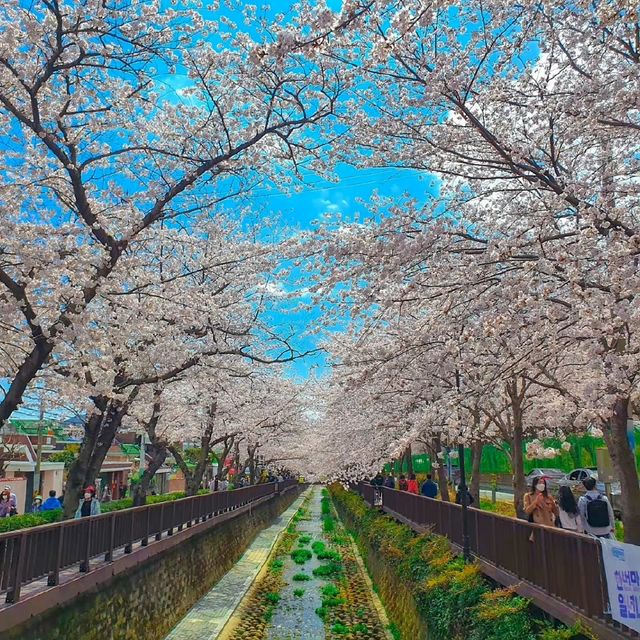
[34,395,45,498]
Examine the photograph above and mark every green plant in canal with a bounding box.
[321,496,331,515]
[292,573,311,581]
[290,548,313,564]
[269,559,284,573]
[352,622,368,634]
[264,592,281,605]
[322,515,335,533]
[312,560,343,578]
[293,588,305,597]
[387,623,402,640]
[321,584,340,597]
[312,540,326,554]
[298,534,312,545]
[331,622,350,635]
[315,606,328,621]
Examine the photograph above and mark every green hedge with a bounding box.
[329,484,594,640]
[0,491,206,534]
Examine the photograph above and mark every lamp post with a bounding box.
[458,443,471,561]
[455,367,471,562]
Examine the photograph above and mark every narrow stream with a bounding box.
[221,487,392,640]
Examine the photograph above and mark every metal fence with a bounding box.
[0,482,287,604]
[357,484,632,638]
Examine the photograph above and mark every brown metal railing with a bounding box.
[357,484,629,637]
[0,483,280,604]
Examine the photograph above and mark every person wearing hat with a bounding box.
[74,486,101,518]
[31,495,43,513]
[3,485,17,510]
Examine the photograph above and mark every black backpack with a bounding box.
[585,495,610,528]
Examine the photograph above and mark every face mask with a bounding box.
[84,493,92,500]
[536,483,546,492]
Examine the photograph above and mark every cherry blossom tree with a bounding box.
[0,0,341,430]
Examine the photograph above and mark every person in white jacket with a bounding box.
[557,486,584,533]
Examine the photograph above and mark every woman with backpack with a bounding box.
[398,474,408,491]
[407,473,419,494]
[557,486,584,533]
[523,476,558,526]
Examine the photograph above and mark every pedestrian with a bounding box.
[31,495,43,513]
[523,476,558,526]
[455,484,475,506]
[383,474,395,489]
[557,486,584,533]
[41,490,62,511]
[0,489,13,517]
[372,472,384,488]
[119,483,127,499]
[578,477,616,539]
[398,474,408,491]
[407,473,419,494]
[421,473,439,499]
[3,485,17,510]
[74,486,101,519]
[219,477,228,491]
[101,485,112,502]
[209,476,218,492]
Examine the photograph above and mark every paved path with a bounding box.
[164,490,309,640]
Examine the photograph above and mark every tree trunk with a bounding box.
[433,437,450,501]
[511,421,527,519]
[404,444,413,475]
[63,397,108,518]
[133,442,167,507]
[470,441,483,503]
[603,397,640,544]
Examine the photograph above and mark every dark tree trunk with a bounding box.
[404,444,414,475]
[470,440,483,503]
[62,389,138,518]
[63,397,108,518]
[433,437,450,501]
[603,397,640,544]
[511,420,527,519]
[133,443,167,507]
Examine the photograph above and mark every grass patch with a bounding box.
[352,623,368,633]
[316,606,328,620]
[388,623,402,640]
[313,560,343,578]
[264,592,281,605]
[298,534,312,545]
[322,515,335,533]
[321,496,331,515]
[269,559,284,573]
[292,572,311,581]
[321,584,340,597]
[293,588,305,597]
[312,540,326,554]
[331,622,350,634]
[291,548,313,565]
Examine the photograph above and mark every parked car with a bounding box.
[525,468,565,489]
[560,468,622,517]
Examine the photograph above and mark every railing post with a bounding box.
[48,523,64,586]
[142,505,150,547]
[5,533,27,603]
[156,503,163,541]
[80,520,91,573]
[187,496,194,528]
[106,512,116,561]
[124,511,134,554]
[168,501,175,536]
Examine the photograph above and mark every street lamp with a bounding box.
[455,367,471,562]
[458,443,471,561]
